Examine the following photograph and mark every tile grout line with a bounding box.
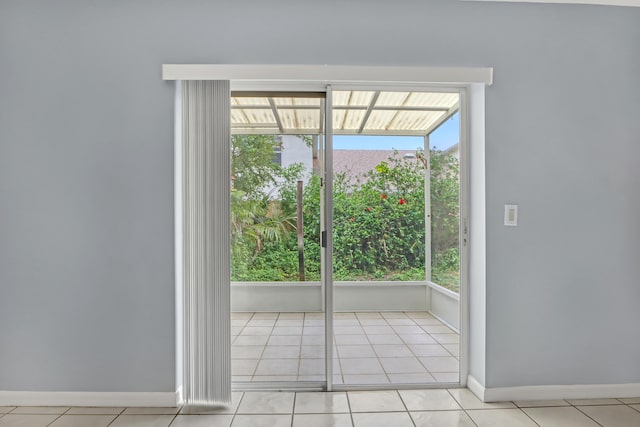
[445,388,479,427]
[106,412,118,427]
[296,313,306,382]
[167,412,180,426]
[385,311,457,384]
[396,389,418,427]
[105,406,130,427]
[250,312,269,380]
[573,404,606,427]
[290,391,297,427]
[345,390,356,427]
[246,312,264,382]
[44,407,71,427]
[227,390,245,426]
[400,311,433,367]
[408,325,458,382]
[517,405,543,427]
[357,312,391,385]
[381,312,407,384]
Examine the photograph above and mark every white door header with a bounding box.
[162,64,493,86]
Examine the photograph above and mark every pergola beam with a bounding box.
[357,91,380,134]
[319,98,325,135]
[267,98,284,133]
[231,105,450,112]
[231,128,436,136]
[351,105,450,112]
[423,102,459,137]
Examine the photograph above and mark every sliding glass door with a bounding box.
[228,86,462,390]
[329,89,462,387]
[229,91,332,388]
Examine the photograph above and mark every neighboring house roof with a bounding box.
[333,150,416,179]
[444,143,459,159]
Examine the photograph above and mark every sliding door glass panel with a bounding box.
[230,93,326,385]
[426,110,461,384]
[331,90,461,386]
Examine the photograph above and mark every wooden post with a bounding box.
[297,180,305,281]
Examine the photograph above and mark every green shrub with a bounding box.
[230,137,460,290]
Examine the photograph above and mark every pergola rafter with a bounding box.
[231,90,459,137]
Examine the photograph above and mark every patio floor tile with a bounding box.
[337,345,376,358]
[387,373,436,383]
[231,312,459,385]
[348,391,404,412]
[292,414,352,427]
[294,392,349,414]
[352,412,414,427]
[522,406,600,426]
[411,410,475,427]
[48,414,117,427]
[419,356,459,372]
[372,344,414,357]
[577,405,640,427]
[467,409,539,427]
[340,358,384,375]
[236,392,295,414]
[379,357,427,374]
[399,389,461,411]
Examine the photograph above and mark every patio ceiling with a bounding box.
[231,91,459,136]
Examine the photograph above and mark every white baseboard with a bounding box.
[175,386,183,406]
[467,375,485,401]
[0,391,178,407]
[466,375,640,402]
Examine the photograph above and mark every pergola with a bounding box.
[230,90,459,137]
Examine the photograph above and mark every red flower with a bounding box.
[349,217,355,222]
[398,198,406,205]
[381,194,387,200]
[365,207,372,212]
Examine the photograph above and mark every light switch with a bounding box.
[504,204,518,226]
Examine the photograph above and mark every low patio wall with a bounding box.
[231,280,459,326]
[231,282,323,313]
[426,281,460,331]
[231,281,429,312]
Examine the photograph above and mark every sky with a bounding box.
[333,112,459,151]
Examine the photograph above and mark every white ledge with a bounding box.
[231,281,443,288]
[162,64,493,85]
[232,281,321,287]
[427,281,461,300]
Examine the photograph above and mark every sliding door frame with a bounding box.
[165,64,492,401]
[328,83,469,391]
[323,87,335,391]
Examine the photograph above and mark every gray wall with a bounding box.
[1,0,639,392]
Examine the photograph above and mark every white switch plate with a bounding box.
[504,204,518,226]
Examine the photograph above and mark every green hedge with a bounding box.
[231,135,460,292]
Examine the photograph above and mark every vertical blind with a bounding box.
[180,80,231,407]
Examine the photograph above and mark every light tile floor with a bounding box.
[231,311,460,385]
[2,391,640,426]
